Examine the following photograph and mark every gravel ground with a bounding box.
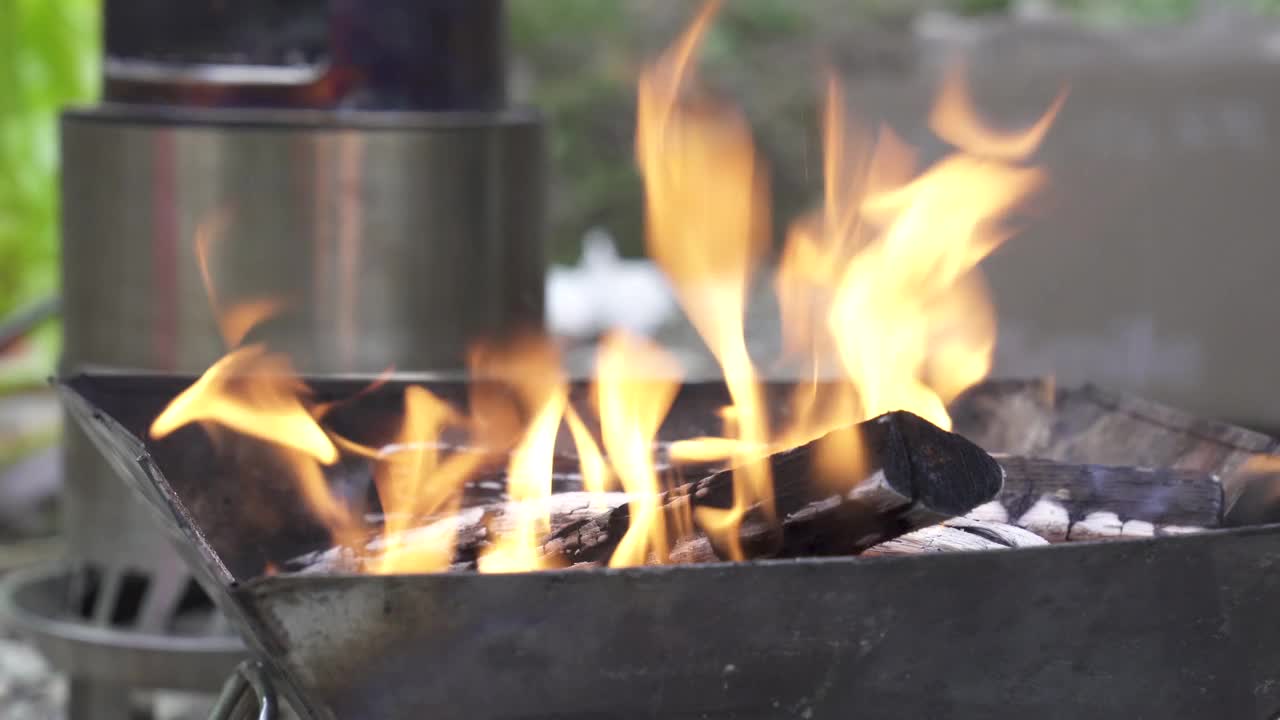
[0,628,217,719]
[0,626,221,719]
[0,631,63,719]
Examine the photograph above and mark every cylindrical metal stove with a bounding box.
[37,1,545,717]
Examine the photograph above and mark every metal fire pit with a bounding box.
[53,372,1280,720]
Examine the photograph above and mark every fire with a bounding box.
[929,61,1066,161]
[367,384,478,574]
[149,344,361,542]
[636,0,774,559]
[566,405,614,494]
[148,1,1063,576]
[474,338,568,573]
[592,332,681,567]
[194,210,286,347]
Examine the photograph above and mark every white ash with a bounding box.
[966,501,1009,524]
[1067,511,1124,541]
[1016,496,1071,542]
[943,517,1048,548]
[864,525,1005,556]
[1120,519,1156,537]
[1155,525,1208,536]
[0,635,62,720]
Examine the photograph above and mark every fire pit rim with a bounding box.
[56,371,1280,720]
[236,518,1280,589]
[55,369,1280,589]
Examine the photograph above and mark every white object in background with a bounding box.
[547,229,676,338]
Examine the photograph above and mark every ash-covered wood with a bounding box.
[943,517,1048,548]
[1014,496,1071,542]
[1002,494,1208,544]
[548,410,1004,565]
[994,455,1223,528]
[864,518,1047,556]
[289,492,632,573]
[951,379,1280,527]
[951,379,1277,470]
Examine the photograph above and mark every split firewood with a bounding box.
[548,410,1004,566]
[951,379,1280,527]
[862,526,1003,556]
[951,379,1277,473]
[943,517,1048,548]
[994,455,1222,528]
[864,518,1047,556]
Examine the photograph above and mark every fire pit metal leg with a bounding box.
[209,661,276,720]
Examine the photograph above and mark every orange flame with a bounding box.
[826,78,1050,429]
[593,332,681,567]
[929,61,1066,162]
[193,211,285,347]
[566,405,615,494]
[475,338,568,573]
[367,384,479,574]
[149,344,360,541]
[636,0,774,559]
[149,2,1063,576]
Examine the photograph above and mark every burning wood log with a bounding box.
[290,423,1228,575]
[293,410,1004,573]
[291,492,633,574]
[548,410,1004,565]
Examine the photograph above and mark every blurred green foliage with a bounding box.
[1054,0,1200,24]
[0,0,98,371]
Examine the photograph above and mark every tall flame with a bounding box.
[636,0,774,559]
[193,210,285,348]
[593,332,681,567]
[148,2,1063,577]
[475,338,568,573]
[367,384,479,574]
[825,70,1050,430]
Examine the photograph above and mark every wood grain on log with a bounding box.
[995,455,1222,528]
[951,379,1280,527]
[951,379,1277,473]
[864,518,1047,556]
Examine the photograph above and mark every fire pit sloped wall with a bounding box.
[57,372,1280,720]
[244,531,1280,720]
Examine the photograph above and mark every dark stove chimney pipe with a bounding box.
[104,0,507,110]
